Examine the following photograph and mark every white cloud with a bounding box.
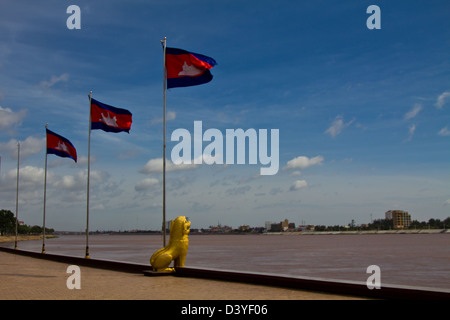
[58,175,77,190]
[92,203,105,211]
[14,165,44,185]
[325,115,354,138]
[438,127,450,136]
[167,111,176,121]
[135,178,159,192]
[139,157,198,174]
[39,73,69,89]
[226,185,251,196]
[406,124,416,141]
[404,104,422,120]
[284,155,324,170]
[0,106,27,131]
[289,179,308,191]
[435,91,450,109]
[54,169,109,191]
[0,166,46,194]
[0,166,50,205]
[0,136,45,159]
[151,111,176,125]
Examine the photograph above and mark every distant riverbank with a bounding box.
[0,235,57,243]
[3,229,447,240]
[265,229,449,235]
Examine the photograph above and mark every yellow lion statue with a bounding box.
[150,216,191,272]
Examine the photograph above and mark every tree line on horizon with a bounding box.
[314,217,450,232]
[1,208,449,235]
[0,209,54,236]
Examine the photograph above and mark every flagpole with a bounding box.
[85,91,92,258]
[42,124,49,254]
[161,37,167,247]
[14,142,20,250]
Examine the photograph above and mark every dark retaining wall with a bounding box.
[0,246,145,274]
[173,266,450,300]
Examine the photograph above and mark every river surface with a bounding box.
[3,233,449,290]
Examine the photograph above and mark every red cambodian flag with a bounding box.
[166,47,217,89]
[90,98,132,133]
[46,128,77,162]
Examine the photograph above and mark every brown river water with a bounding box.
[4,233,449,290]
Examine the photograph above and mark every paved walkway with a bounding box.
[0,251,362,300]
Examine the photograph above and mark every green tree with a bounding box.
[368,218,393,230]
[18,224,30,234]
[444,217,450,229]
[0,209,16,235]
[30,225,42,234]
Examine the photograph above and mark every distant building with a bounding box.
[385,210,411,228]
[239,225,250,232]
[281,219,289,231]
[269,223,282,232]
[268,219,294,232]
[296,225,315,231]
[208,224,233,233]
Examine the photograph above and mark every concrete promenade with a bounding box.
[0,250,362,300]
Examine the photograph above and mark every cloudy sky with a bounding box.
[0,0,449,231]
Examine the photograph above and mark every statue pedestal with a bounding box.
[143,269,175,277]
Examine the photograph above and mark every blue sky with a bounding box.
[0,0,449,231]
